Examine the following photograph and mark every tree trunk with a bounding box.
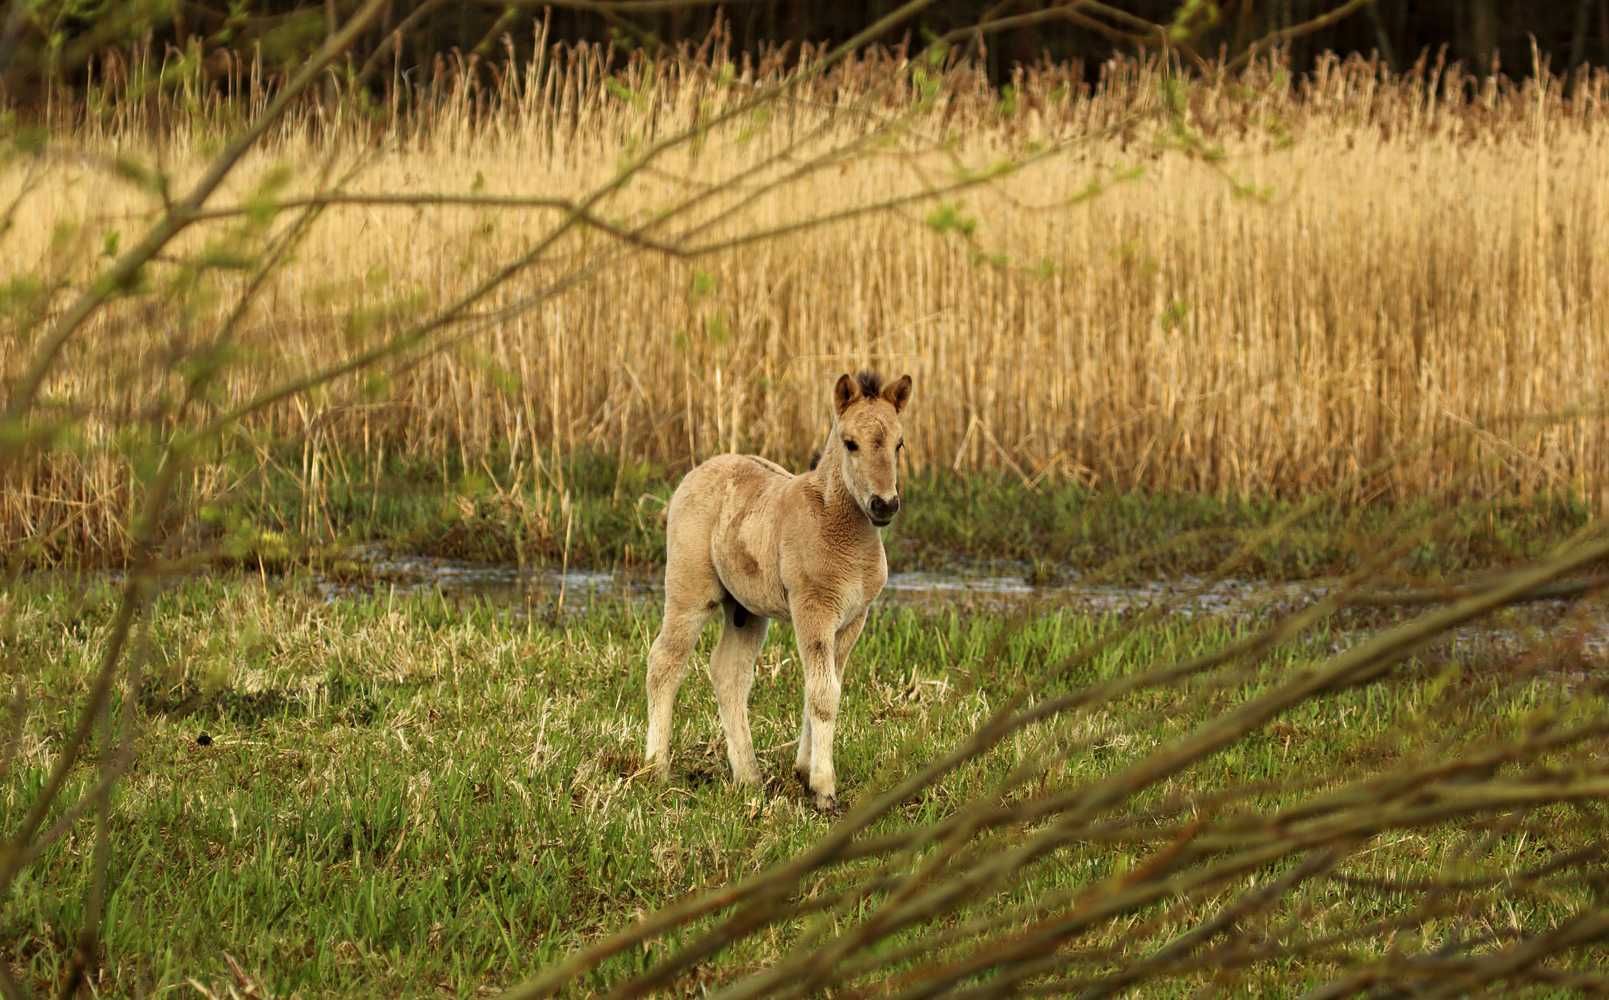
[1571,0,1594,68]
[1471,0,1499,72]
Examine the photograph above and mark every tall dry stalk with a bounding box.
[5,37,1609,565]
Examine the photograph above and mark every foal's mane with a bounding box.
[853,370,884,399]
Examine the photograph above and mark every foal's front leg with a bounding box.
[795,608,867,787]
[794,604,865,812]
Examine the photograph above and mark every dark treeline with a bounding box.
[12,1,1609,94]
[466,1,1609,79]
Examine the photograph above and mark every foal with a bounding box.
[644,371,912,811]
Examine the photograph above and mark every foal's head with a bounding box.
[829,370,913,527]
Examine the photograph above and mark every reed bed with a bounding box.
[5,36,1609,565]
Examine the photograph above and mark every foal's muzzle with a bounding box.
[868,493,901,525]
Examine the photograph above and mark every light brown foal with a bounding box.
[644,371,912,811]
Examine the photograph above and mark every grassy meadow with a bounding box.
[5,575,1607,996]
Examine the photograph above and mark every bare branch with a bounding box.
[1226,0,1379,71]
[186,191,685,253]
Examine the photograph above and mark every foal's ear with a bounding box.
[833,373,861,415]
[882,374,913,413]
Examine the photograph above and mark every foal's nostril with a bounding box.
[870,494,901,520]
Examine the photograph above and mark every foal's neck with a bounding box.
[812,438,876,538]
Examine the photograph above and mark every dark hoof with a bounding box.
[813,792,842,815]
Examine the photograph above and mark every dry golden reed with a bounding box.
[5,37,1609,564]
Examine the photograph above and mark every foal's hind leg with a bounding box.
[645,572,721,780]
[709,602,768,786]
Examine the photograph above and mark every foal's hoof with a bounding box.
[812,792,842,815]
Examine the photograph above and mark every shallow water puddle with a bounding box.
[320,551,648,604]
[317,551,1609,662]
[325,551,1305,617]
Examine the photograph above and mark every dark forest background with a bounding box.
[6,1,1609,99]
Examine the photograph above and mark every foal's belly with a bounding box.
[711,524,789,620]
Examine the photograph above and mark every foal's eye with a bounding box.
[844,439,859,452]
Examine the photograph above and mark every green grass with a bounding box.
[158,449,1597,585]
[4,574,1605,995]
